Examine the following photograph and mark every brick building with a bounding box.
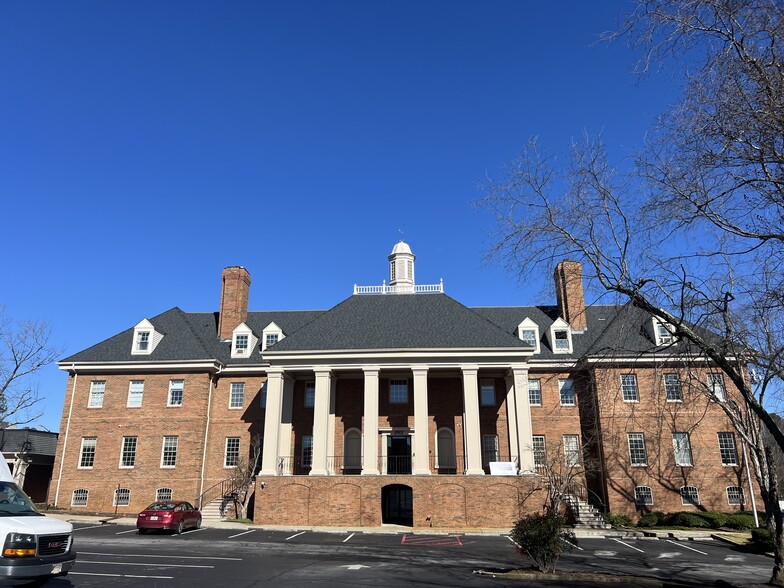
[50,242,757,527]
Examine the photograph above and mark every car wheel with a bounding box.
[195,517,201,530]
[138,528,147,535]
[176,520,184,534]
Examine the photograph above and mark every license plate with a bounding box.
[52,564,62,574]
[150,516,158,520]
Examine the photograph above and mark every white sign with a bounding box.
[489,461,517,476]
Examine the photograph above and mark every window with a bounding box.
[718,432,738,465]
[302,435,313,468]
[127,380,144,407]
[114,487,131,507]
[628,432,647,466]
[727,486,745,505]
[389,379,408,404]
[521,329,537,347]
[261,382,267,410]
[390,260,396,281]
[168,380,183,407]
[120,436,137,468]
[480,380,495,406]
[621,374,639,402]
[635,486,653,506]
[563,435,580,467]
[161,436,178,468]
[79,437,96,469]
[656,321,673,345]
[230,382,245,409]
[708,373,726,401]
[261,322,284,351]
[559,379,575,406]
[528,379,542,406]
[304,382,315,408]
[517,318,541,353]
[225,437,240,467]
[672,432,693,466]
[234,334,249,355]
[681,485,700,506]
[664,374,682,402]
[136,331,150,352]
[71,488,89,506]
[88,381,105,408]
[156,488,173,501]
[532,435,546,467]
[482,435,499,466]
[554,330,570,350]
[265,333,279,349]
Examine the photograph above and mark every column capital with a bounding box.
[411,365,430,376]
[362,366,381,375]
[314,367,333,378]
[461,364,479,377]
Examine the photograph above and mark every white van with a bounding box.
[0,457,75,584]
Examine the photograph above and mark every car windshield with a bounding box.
[0,482,39,516]
[146,502,177,511]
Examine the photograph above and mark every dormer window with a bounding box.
[231,323,258,359]
[650,317,676,346]
[547,318,573,354]
[261,322,284,352]
[131,319,163,355]
[517,318,541,354]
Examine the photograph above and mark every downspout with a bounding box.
[198,369,218,508]
[54,367,78,507]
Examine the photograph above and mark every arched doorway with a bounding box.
[381,484,413,526]
[435,428,456,474]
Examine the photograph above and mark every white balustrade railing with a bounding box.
[353,279,444,295]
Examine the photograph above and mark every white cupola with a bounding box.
[388,240,415,288]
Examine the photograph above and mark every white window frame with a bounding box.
[482,434,499,466]
[261,322,284,351]
[628,432,647,466]
[224,437,240,468]
[672,432,693,466]
[563,434,580,467]
[532,435,546,467]
[304,382,315,408]
[664,373,682,402]
[229,382,245,409]
[708,373,726,401]
[71,488,89,507]
[718,432,738,465]
[156,487,173,501]
[231,323,258,358]
[653,318,675,346]
[480,379,495,406]
[88,380,105,408]
[559,379,575,406]
[119,436,137,468]
[528,379,542,406]
[302,435,313,469]
[235,334,249,354]
[127,380,144,408]
[634,486,654,506]
[517,318,541,353]
[727,486,745,505]
[78,437,96,469]
[161,436,178,468]
[389,379,409,404]
[168,380,184,407]
[621,374,639,402]
[113,487,131,507]
[131,318,162,355]
[681,485,700,506]
[548,318,573,354]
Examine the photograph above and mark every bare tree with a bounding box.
[0,308,60,427]
[225,434,262,520]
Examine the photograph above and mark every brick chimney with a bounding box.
[554,261,587,332]
[218,266,251,340]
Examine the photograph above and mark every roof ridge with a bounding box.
[174,307,218,357]
[435,293,525,346]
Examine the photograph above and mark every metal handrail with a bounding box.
[197,478,240,510]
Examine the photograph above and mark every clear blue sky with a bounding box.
[0,1,679,432]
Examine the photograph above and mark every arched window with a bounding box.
[343,428,362,474]
[156,487,173,501]
[680,486,700,506]
[435,428,456,474]
[634,486,653,506]
[726,486,745,505]
[71,488,89,506]
[114,487,131,507]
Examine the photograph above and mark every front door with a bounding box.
[382,484,413,526]
[387,435,411,474]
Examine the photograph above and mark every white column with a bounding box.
[461,366,485,475]
[327,375,337,474]
[412,366,431,475]
[362,367,380,475]
[310,368,332,475]
[260,370,284,475]
[505,372,519,466]
[511,365,535,473]
[277,376,295,474]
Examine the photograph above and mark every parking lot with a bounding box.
[35,522,774,587]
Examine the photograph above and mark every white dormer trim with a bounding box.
[131,319,163,355]
[547,318,573,354]
[649,317,676,346]
[517,318,541,354]
[231,322,258,358]
[261,321,285,352]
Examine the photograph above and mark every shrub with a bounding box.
[667,512,711,528]
[604,513,632,528]
[697,511,729,529]
[750,528,774,553]
[724,513,757,530]
[510,513,573,573]
[637,511,665,528]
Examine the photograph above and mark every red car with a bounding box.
[136,500,201,534]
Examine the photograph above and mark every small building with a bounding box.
[0,428,59,503]
[50,242,756,526]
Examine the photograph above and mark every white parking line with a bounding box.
[80,551,242,561]
[562,538,584,550]
[506,536,516,544]
[612,538,645,553]
[343,533,355,543]
[286,531,306,541]
[71,572,174,579]
[228,530,256,539]
[78,560,214,569]
[115,529,138,535]
[181,527,207,534]
[73,525,108,531]
[666,539,708,555]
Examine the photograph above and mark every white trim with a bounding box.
[58,360,223,373]
[516,318,540,354]
[261,322,285,351]
[547,318,573,354]
[131,319,163,355]
[231,323,258,359]
[167,379,184,407]
[160,436,178,468]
